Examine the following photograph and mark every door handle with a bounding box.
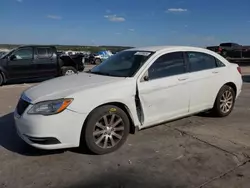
[212,71,219,74]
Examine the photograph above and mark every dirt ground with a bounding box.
[0,66,250,188]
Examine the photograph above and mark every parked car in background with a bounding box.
[86,50,113,64]
[14,46,242,155]
[207,42,250,63]
[0,45,85,86]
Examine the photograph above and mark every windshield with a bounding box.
[90,50,154,77]
[1,48,15,59]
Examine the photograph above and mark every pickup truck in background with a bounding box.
[207,43,250,63]
[0,45,85,86]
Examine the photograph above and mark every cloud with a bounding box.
[184,25,188,28]
[128,29,135,32]
[166,8,188,13]
[16,0,22,2]
[106,9,111,13]
[115,32,122,35]
[104,15,125,22]
[47,15,62,20]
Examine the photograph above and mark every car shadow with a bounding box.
[242,75,250,83]
[68,168,174,188]
[0,112,91,156]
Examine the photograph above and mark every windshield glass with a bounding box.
[90,50,154,77]
[1,49,15,59]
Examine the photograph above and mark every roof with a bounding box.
[126,45,206,52]
[19,45,56,48]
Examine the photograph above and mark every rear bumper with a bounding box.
[78,64,85,72]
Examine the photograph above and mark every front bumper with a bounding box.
[14,107,88,150]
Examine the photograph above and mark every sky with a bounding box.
[0,0,250,47]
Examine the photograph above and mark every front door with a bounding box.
[137,51,190,127]
[7,47,36,80]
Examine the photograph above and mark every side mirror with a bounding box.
[9,54,16,61]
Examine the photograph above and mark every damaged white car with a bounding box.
[14,46,243,154]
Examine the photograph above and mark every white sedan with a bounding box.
[14,46,243,155]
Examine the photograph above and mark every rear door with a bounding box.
[137,51,190,127]
[185,51,227,113]
[7,47,36,79]
[34,47,58,77]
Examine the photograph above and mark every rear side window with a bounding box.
[187,52,217,72]
[216,59,225,67]
[220,43,232,47]
[148,52,186,80]
[36,47,53,58]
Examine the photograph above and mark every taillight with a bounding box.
[218,47,222,52]
[237,66,242,74]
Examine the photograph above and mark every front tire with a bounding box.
[212,85,236,117]
[82,105,130,155]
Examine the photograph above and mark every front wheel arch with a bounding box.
[80,102,136,145]
[80,104,131,154]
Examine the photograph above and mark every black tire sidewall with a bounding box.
[213,85,236,117]
[0,73,4,86]
[83,105,130,155]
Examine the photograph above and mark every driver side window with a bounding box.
[12,48,33,60]
[148,52,186,80]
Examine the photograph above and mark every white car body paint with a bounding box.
[14,46,243,150]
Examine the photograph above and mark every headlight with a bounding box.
[28,98,73,115]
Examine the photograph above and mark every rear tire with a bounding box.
[61,66,77,76]
[212,85,236,117]
[0,72,4,86]
[82,105,130,155]
[94,58,101,65]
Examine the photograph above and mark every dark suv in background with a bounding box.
[0,45,85,86]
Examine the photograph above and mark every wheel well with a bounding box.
[224,82,237,96]
[83,102,136,135]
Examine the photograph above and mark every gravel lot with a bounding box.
[0,65,250,188]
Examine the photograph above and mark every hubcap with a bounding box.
[220,90,233,113]
[65,70,75,75]
[93,114,125,149]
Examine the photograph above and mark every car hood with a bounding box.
[23,73,125,104]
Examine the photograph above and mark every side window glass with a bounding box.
[148,52,185,80]
[13,48,33,60]
[187,52,217,72]
[216,58,225,67]
[36,48,53,58]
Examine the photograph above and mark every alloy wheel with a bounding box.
[220,90,233,113]
[65,70,75,75]
[93,114,125,149]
